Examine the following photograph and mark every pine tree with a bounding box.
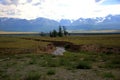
[49,25,69,37]
[63,26,68,36]
[53,29,57,37]
[49,31,53,37]
[58,26,63,37]
[40,32,45,36]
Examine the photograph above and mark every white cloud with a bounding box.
[92,4,120,17]
[95,0,106,3]
[0,0,120,20]
[0,0,19,5]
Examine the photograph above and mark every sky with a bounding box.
[0,0,120,20]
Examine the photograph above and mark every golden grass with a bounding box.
[0,34,120,49]
[32,35,120,47]
[0,37,49,48]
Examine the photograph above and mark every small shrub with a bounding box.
[104,57,120,69]
[59,58,70,66]
[102,72,114,78]
[76,61,92,69]
[105,63,120,69]
[25,72,41,80]
[29,59,37,64]
[47,69,56,75]
[64,44,71,49]
[38,55,59,67]
[48,61,59,67]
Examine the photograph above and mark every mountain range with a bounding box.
[0,15,120,32]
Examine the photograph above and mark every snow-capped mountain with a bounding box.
[67,15,120,30]
[59,19,72,26]
[0,17,59,32]
[0,15,120,32]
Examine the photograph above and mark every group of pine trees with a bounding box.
[49,26,68,37]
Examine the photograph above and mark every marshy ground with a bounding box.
[0,35,120,80]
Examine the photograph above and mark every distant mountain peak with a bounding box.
[0,14,120,32]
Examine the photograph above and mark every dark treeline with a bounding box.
[40,26,69,37]
[49,26,69,37]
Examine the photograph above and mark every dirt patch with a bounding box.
[100,47,120,54]
[22,38,120,54]
[35,43,56,54]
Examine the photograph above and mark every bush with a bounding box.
[47,61,60,67]
[104,57,120,69]
[25,71,41,80]
[64,44,71,49]
[76,61,92,69]
[47,69,56,75]
[29,59,36,64]
[102,72,114,78]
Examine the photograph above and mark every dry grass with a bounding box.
[0,36,49,48]
[31,35,120,47]
[0,51,119,80]
[0,35,120,80]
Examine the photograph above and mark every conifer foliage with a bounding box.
[49,26,68,37]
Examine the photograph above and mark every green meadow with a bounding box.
[0,35,120,80]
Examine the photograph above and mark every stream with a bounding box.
[52,47,66,55]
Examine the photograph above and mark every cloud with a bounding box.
[31,0,44,6]
[0,0,120,20]
[33,2,41,6]
[5,10,15,15]
[0,0,19,5]
[95,0,106,4]
[27,0,32,3]
[0,4,21,18]
[0,0,33,5]
[95,0,102,2]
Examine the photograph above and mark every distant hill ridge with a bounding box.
[0,15,120,32]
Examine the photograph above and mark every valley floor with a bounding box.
[0,35,120,80]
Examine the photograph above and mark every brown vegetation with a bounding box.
[22,37,120,54]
